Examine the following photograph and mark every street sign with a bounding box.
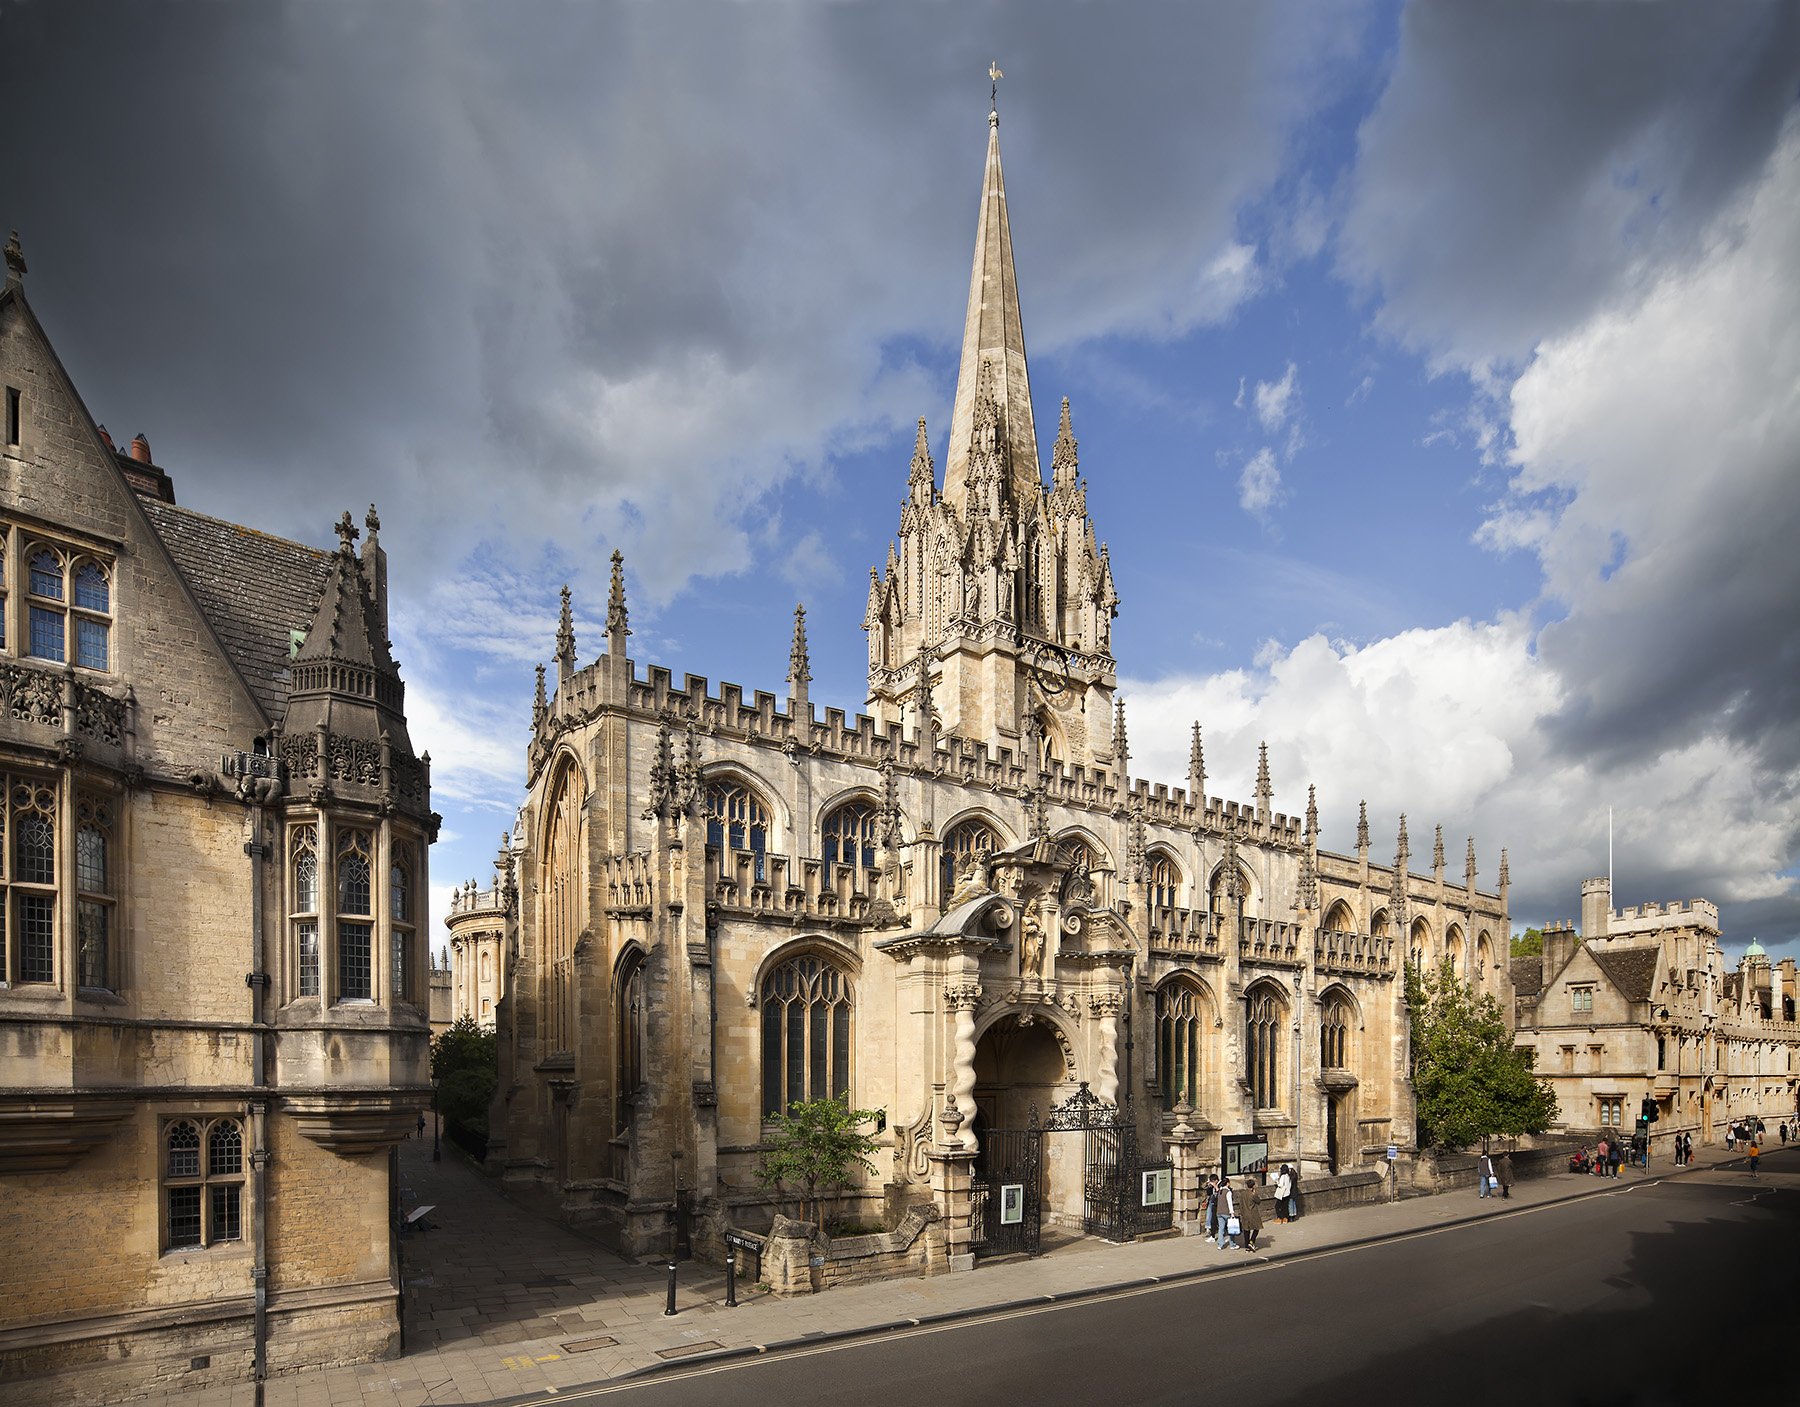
[1386,1144,1399,1161]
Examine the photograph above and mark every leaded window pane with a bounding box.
[337,835,371,915]
[73,562,109,611]
[167,1121,201,1178]
[167,1186,202,1249]
[822,801,879,870]
[27,551,62,599]
[78,901,109,988]
[390,855,411,923]
[208,1122,242,1176]
[27,605,63,662]
[15,810,54,884]
[75,617,108,670]
[761,954,853,1117]
[391,928,408,1001]
[340,922,372,999]
[293,847,317,913]
[77,824,108,893]
[210,1184,242,1242]
[17,894,54,983]
[762,1000,783,1120]
[297,920,319,996]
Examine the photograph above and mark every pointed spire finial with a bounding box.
[1466,836,1478,886]
[606,549,630,644]
[3,231,24,290]
[1255,741,1273,817]
[1188,722,1206,803]
[1498,848,1511,890]
[1397,813,1410,868]
[1306,783,1318,841]
[1356,799,1370,851]
[1433,823,1445,874]
[556,583,576,660]
[532,662,547,723]
[1051,396,1080,491]
[788,603,812,689]
[1113,695,1129,776]
[909,416,935,492]
[334,511,359,555]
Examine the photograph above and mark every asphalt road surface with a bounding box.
[511,1152,1800,1407]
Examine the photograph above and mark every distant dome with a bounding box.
[1745,937,1766,960]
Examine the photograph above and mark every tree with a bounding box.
[755,1097,882,1232]
[1407,958,1557,1150]
[431,1016,498,1138]
[1510,927,1544,959]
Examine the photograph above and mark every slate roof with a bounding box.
[1511,955,1544,998]
[1588,944,1661,1003]
[139,499,332,723]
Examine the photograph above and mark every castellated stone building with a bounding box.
[0,235,435,1400]
[1513,877,1800,1151]
[482,112,1513,1267]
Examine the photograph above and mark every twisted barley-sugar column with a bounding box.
[1093,993,1122,1104]
[946,984,982,1152]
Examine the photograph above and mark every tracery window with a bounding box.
[761,953,852,1118]
[940,818,1000,908]
[336,828,373,1000]
[75,797,114,990]
[821,799,879,871]
[1246,984,1285,1110]
[1321,995,1351,1071]
[1157,981,1203,1111]
[615,951,645,1139]
[705,777,769,882]
[290,824,319,997]
[3,778,57,984]
[163,1117,245,1252]
[543,764,585,1053]
[1147,852,1180,909]
[390,841,415,1003]
[19,543,112,671]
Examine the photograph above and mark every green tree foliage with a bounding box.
[431,1016,498,1137]
[756,1097,882,1232]
[1510,927,1544,958]
[1407,959,1557,1150]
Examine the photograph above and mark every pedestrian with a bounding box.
[1683,1131,1693,1165]
[1726,1124,1736,1151]
[1609,1139,1623,1179]
[1749,1141,1760,1177]
[1477,1149,1495,1199]
[1215,1177,1239,1250]
[1595,1136,1608,1175]
[1782,1123,1789,1145]
[1239,1179,1264,1252]
[1497,1151,1514,1200]
[416,1112,426,1139]
[1202,1175,1218,1237]
[1274,1164,1294,1222]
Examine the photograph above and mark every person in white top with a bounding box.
[1274,1164,1294,1222]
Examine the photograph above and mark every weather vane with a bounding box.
[989,61,1003,111]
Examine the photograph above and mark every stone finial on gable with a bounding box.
[1188,722,1206,805]
[334,511,359,555]
[555,584,576,682]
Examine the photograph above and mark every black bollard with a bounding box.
[725,1250,737,1308]
[664,1257,678,1317]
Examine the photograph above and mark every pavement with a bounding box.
[131,1132,1787,1407]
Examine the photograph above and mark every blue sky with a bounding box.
[9,1,1799,959]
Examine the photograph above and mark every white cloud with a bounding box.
[1253,361,1300,432]
[1237,447,1284,519]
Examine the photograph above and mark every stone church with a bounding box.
[0,235,434,1400]
[485,108,1513,1263]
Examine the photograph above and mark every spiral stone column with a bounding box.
[945,983,983,1152]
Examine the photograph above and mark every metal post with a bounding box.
[432,1080,441,1162]
[725,1250,738,1308]
[664,1258,678,1316]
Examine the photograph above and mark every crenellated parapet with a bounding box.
[1314,928,1398,978]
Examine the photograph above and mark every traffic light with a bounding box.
[1640,1096,1658,1125]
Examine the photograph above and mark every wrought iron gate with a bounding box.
[1042,1083,1173,1243]
[971,1120,1043,1257]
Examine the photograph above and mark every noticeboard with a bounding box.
[1000,1184,1025,1225]
[1141,1169,1173,1207]
[1221,1134,1269,1177]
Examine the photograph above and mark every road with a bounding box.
[511,1153,1800,1407]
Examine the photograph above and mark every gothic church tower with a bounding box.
[865,106,1120,771]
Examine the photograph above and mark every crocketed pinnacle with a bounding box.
[1466,836,1478,886]
[1306,784,1319,841]
[555,584,576,666]
[1396,814,1410,868]
[788,604,811,688]
[1188,722,1206,801]
[1357,800,1370,851]
[1433,823,1445,873]
[1113,695,1129,771]
[943,105,1039,511]
[1255,742,1273,813]
[606,549,630,640]
[908,417,935,493]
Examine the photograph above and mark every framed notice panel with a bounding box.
[1141,1169,1173,1206]
[1000,1183,1025,1225]
[1221,1134,1269,1178]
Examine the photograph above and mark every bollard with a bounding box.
[664,1258,678,1317]
[725,1250,737,1308]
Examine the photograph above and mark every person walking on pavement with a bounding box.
[1477,1149,1495,1198]
[1203,1175,1218,1238]
[1595,1136,1608,1175]
[1609,1139,1624,1178]
[1497,1151,1514,1199]
[1274,1164,1294,1222]
[1215,1177,1239,1250]
[1239,1179,1264,1252]
[1748,1140,1760,1177]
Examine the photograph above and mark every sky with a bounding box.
[8,1,1799,963]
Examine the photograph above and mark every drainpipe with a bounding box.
[233,758,282,1404]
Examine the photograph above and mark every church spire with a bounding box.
[943,99,1039,512]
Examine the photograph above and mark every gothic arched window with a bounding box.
[1157,981,1204,1111]
[75,796,114,990]
[290,824,319,997]
[1321,994,1351,1070]
[543,763,585,1053]
[1409,917,1432,973]
[615,951,646,1138]
[1148,851,1180,909]
[821,799,879,871]
[336,829,373,1000]
[1246,983,1285,1110]
[1322,901,1355,933]
[761,953,852,1118]
[940,818,1000,908]
[705,777,769,881]
[390,842,416,1003]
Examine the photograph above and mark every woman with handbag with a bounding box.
[1239,1180,1264,1252]
[1215,1178,1238,1250]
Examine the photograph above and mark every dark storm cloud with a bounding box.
[1340,0,1800,367]
[5,0,1368,602]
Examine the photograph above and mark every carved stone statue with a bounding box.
[1020,898,1046,978]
